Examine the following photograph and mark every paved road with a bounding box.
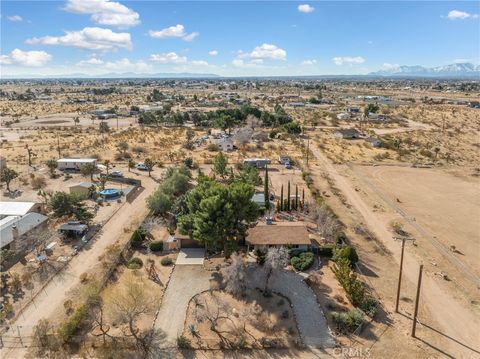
[247,268,335,349]
[153,265,213,347]
[0,176,157,358]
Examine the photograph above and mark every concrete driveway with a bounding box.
[154,265,213,348]
[175,248,205,265]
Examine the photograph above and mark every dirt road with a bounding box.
[0,175,157,358]
[307,143,480,358]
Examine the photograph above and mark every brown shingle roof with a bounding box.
[246,221,311,245]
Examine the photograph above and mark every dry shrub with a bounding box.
[31,175,47,189]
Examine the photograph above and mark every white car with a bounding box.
[136,163,148,171]
[109,170,123,177]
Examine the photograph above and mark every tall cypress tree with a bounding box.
[302,188,305,209]
[287,181,291,211]
[264,165,270,210]
[280,184,284,211]
[295,184,298,210]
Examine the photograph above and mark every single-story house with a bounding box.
[243,158,271,169]
[246,221,312,251]
[346,106,360,113]
[215,137,234,152]
[288,102,305,108]
[367,113,387,121]
[59,222,88,238]
[333,129,361,139]
[69,182,96,196]
[171,230,203,249]
[0,212,48,249]
[58,158,97,171]
[0,201,42,218]
[365,137,382,148]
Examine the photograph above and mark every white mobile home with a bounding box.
[57,158,97,171]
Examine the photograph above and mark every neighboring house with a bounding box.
[365,137,382,148]
[346,106,360,113]
[337,112,351,120]
[0,212,48,249]
[57,158,97,171]
[215,137,234,151]
[246,221,312,251]
[69,182,96,197]
[366,113,387,121]
[243,158,271,169]
[251,193,266,207]
[0,201,42,218]
[288,102,305,108]
[333,129,361,139]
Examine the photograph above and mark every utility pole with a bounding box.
[411,264,424,337]
[395,238,406,313]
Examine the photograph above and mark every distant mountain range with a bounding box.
[1,72,220,79]
[370,62,480,78]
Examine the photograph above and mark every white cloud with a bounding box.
[7,15,23,22]
[232,59,244,67]
[150,52,187,64]
[382,63,400,71]
[148,24,199,41]
[298,4,315,13]
[77,57,105,65]
[0,48,52,67]
[208,50,218,56]
[453,58,471,64]
[26,27,132,52]
[238,43,287,61]
[332,56,365,65]
[302,59,317,65]
[446,10,478,20]
[64,0,140,28]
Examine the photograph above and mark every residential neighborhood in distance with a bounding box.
[0,1,479,358]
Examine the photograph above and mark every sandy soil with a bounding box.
[183,289,300,350]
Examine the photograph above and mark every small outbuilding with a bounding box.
[69,182,96,197]
[333,129,361,139]
[243,158,271,169]
[59,222,88,238]
[58,158,97,171]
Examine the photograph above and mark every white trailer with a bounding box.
[57,158,97,171]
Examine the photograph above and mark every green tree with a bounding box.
[213,152,228,178]
[80,163,96,181]
[264,165,270,210]
[279,184,284,211]
[287,181,291,211]
[364,103,380,116]
[144,158,155,177]
[147,191,173,216]
[284,122,302,134]
[49,192,93,221]
[0,167,19,192]
[128,158,135,172]
[103,160,111,176]
[45,159,57,178]
[295,184,298,210]
[178,179,258,255]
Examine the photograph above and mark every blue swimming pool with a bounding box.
[98,188,120,198]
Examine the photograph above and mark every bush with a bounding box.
[206,143,219,152]
[333,246,358,265]
[161,256,173,266]
[130,229,144,248]
[331,309,364,334]
[57,304,87,342]
[335,232,347,245]
[255,249,266,265]
[177,335,191,349]
[318,244,336,257]
[184,157,194,168]
[290,252,314,271]
[149,241,163,252]
[289,248,307,258]
[360,296,378,317]
[127,257,143,269]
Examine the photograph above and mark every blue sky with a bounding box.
[1,1,479,77]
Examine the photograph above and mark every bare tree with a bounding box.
[246,115,261,131]
[222,253,246,297]
[313,204,340,240]
[264,247,289,292]
[104,272,159,352]
[233,127,254,148]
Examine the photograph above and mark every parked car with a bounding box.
[109,170,123,177]
[136,163,148,171]
[284,162,293,169]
